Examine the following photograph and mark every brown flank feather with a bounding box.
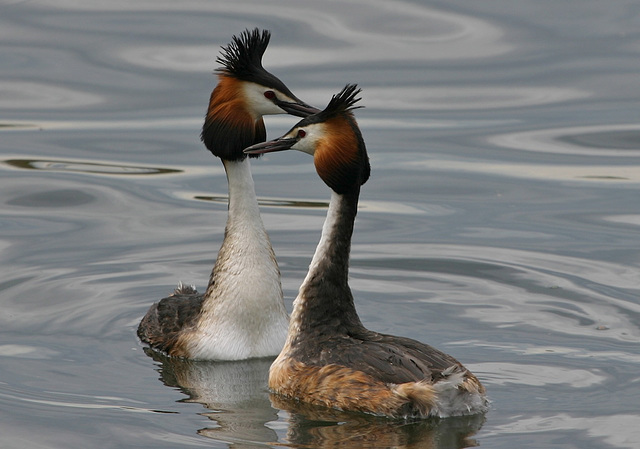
[270,358,453,418]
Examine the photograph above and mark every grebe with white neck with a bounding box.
[137,29,318,360]
[245,85,488,418]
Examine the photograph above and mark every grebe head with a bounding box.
[202,28,319,161]
[245,84,370,193]
[217,29,316,118]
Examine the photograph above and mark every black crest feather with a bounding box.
[317,84,363,121]
[294,84,363,130]
[216,28,269,80]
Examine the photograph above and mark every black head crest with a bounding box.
[214,28,298,98]
[295,84,363,130]
[318,84,363,121]
[216,28,269,80]
[324,84,363,116]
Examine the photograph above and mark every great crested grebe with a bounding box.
[137,29,318,360]
[245,85,488,418]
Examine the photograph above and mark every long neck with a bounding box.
[204,158,279,298]
[224,158,262,227]
[290,187,363,333]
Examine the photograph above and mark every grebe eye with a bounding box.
[297,129,306,138]
[264,91,276,100]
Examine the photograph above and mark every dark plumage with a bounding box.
[288,327,466,386]
[137,286,204,355]
[245,84,488,418]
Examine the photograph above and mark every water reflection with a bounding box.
[0,81,102,109]
[146,349,484,448]
[485,413,640,449]
[403,160,640,183]
[353,244,640,343]
[3,0,640,446]
[0,118,199,132]
[146,350,280,446]
[489,124,640,157]
[272,397,485,449]
[3,158,181,176]
[190,193,429,214]
[7,189,95,208]
[192,194,328,209]
[471,362,605,388]
[118,0,509,75]
[362,86,589,111]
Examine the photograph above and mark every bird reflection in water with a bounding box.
[145,348,278,444]
[145,349,484,449]
[272,395,485,449]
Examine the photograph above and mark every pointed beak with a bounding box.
[274,98,321,118]
[244,137,298,155]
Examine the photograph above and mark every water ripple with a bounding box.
[0,118,199,132]
[0,387,170,414]
[0,81,103,109]
[485,414,640,449]
[185,192,431,214]
[3,158,181,176]
[0,344,59,360]
[473,362,606,388]
[353,244,640,342]
[468,341,640,365]
[117,0,509,73]
[403,159,640,183]
[489,124,640,157]
[363,86,590,111]
[604,215,640,227]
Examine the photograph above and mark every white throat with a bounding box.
[284,190,343,342]
[301,190,342,289]
[189,158,288,360]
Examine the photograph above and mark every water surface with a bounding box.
[1,1,639,448]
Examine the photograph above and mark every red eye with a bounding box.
[297,129,306,138]
[264,91,276,100]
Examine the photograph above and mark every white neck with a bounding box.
[190,158,288,360]
[286,192,342,336]
[225,158,263,229]
[301,190,342,289]
[284,189,361,345]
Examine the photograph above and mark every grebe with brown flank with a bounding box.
[245,85,488,418]
[137,29,318,360]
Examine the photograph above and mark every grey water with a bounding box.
[1,1,639,448]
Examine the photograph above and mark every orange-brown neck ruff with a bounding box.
[201,76,266,161]
[314,116,365,194]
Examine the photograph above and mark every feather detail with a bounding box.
[201,77,264,160]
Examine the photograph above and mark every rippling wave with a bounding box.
[2,0,639,447]
[407,160,640,183]
[353,243,640,343]
[3,158,181,176]
[0,81,103,110]
[363,86,590,111]
[484,414,640,449]
[489,124,640,157]
[187,192,430,214]
[115,0,509,74]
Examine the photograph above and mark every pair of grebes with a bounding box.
[138,29,487,419]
